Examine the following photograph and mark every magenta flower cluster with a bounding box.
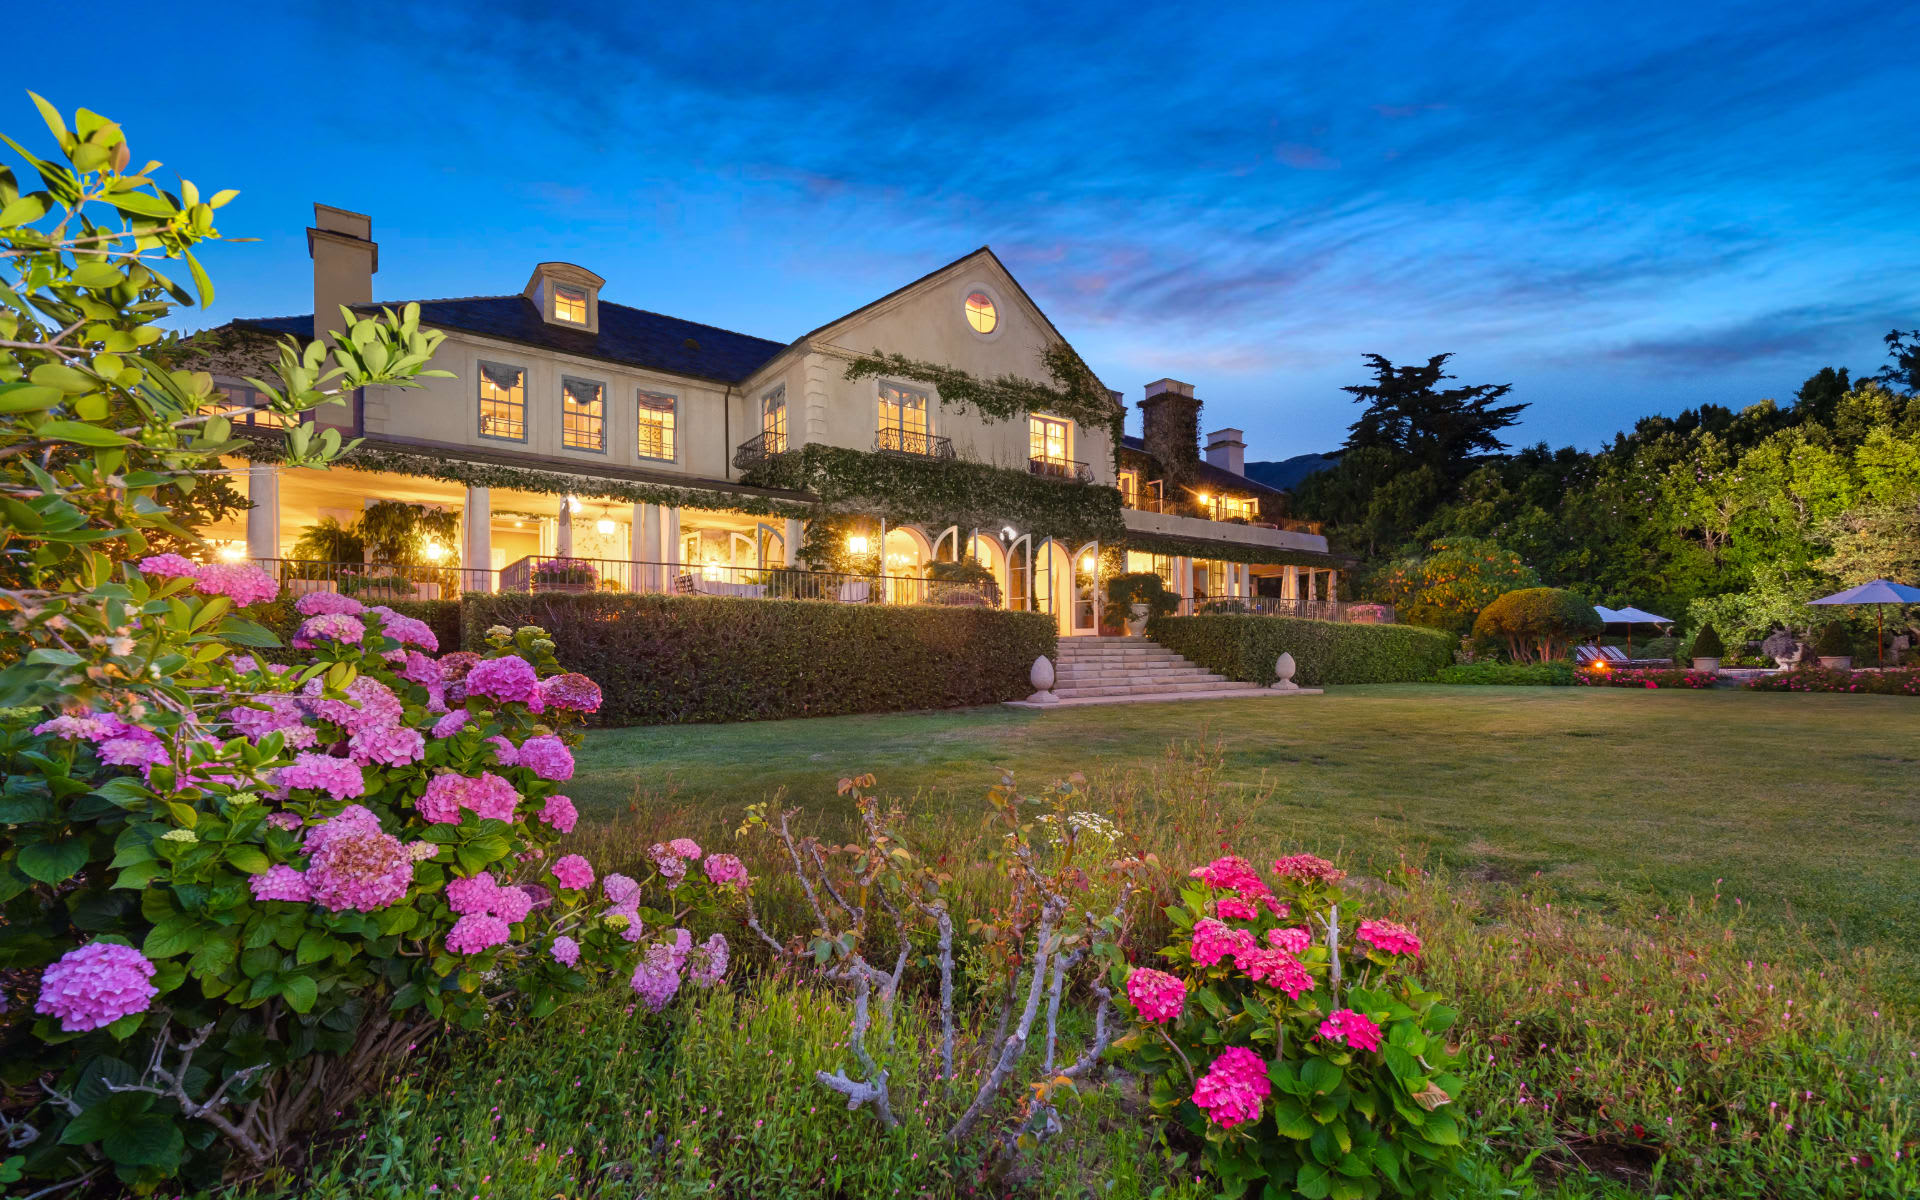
[551,853,595,891]
[1271,853,1347,885]
[35,942,158,1033]
[702,853,749,891]
[464,655,543,709]
[1317,1008,1384,1052]
[515,734,574,781]
[138,554,277,606]
[417,770,520,824]
[1125,967,1187,1024]
[1191,1045,1271,1128]
[303,805,413,913]
[275,752,367,801]
[1355,918,1422,957]
[538,794,578,833]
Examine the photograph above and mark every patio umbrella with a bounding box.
[1808,579,1920,666]
[1597,605,1670,657]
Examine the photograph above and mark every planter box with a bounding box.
[1818,655,1853,670]
[1691,657,1721,673]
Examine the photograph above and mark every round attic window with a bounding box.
[964,291,998,334]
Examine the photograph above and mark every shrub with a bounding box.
[1814,621,1853,657]
[461,592,1056,724]
[1373,537,1539,635]
[1107,571,1180,627]
[1471,588,1604,662]
[926,557,1001,606]
[1744,668,1920,695]
[1146,615,1455,686]
[1112,852,1465,1198]
[1691,620,1725,658]
[1574,666,1718,689]
[1435,661,1576,686]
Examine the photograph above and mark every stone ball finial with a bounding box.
[1271,651,1300,692]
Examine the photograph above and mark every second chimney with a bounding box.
[307,203,378,343]
[1205,428,1246,476]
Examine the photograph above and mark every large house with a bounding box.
[196,204,1347,636]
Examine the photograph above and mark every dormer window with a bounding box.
[524,262,604,332]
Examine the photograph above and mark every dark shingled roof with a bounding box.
[1121,434,1292,500]
[238,295,790,386]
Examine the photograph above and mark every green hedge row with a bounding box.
[242,596,463,663]
[461,593,1058,725]
[1435,661,1577,686]
[1145,614,1455,686]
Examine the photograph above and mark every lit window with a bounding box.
[637,390,676,460]
[554,285,588,324]
[478,362,525,441]
[762,386,787,452]
[1117,468,1140,506]
[1029,415,1069,464]
[562,378,604,451]
[964,291,997,333]
[877,381,929,453]
[1214,495,1257,521]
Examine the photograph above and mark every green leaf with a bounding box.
[1422,1111,1462,1146]
[223,845,270,874]
[1294,1163,1332,1200]
[1270,1097,1315,1139]
[142,916,203,959]
[0,191,49,227]
[102,1113,185,1168]
[1300,1055,1342,1095]
[69,261,124,289]
[33,420,132,448]
[1384,1045,1422,1082]
[104,190,176,219]
[17,838,88,884]
[0,382,63,413]
[1424,1004,1458,1033]
[280,973,318,1014]
[218,616,283,648]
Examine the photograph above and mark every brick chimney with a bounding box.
[1205,427,1246,476]
[307,203,377,343]
[1139,378,1201,481]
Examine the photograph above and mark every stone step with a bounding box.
[1058,672,1229,687]
[1055,679,1262,699]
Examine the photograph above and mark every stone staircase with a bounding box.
[1051,636,1265,702]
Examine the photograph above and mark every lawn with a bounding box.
[577,684,1920,993]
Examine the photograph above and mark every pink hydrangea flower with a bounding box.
[1190,917,1255,968]
[406,840,439,862]
[292,611,366,649]
[1355,919,1422,957]
[486,735,519,767]
[349,723,426,767]
[1125,967,1186,1024]
[98,733,170,770]
[538,794,578,833]
[302,676,402,734]
[551,854,595,891]
[550,935,582,968]
[668,838,701,859]
[275,752,366,800]
[516,734,574,781]
[1190,855,1265,895]
[34,713,117,741]
[430,709,471,739]
[603,873,639,906]
[702,853,749,891]
[446,914,512,954]
[492,885,534,924]
[226,692,318,749]
[249,864,312,902]
[1237,947,1315,998]
[401,651,442,687]
[417,771,520,824]
[304,805,413,912]
[137,553,200,581]
[192,562,279,607]
[1215,896,1259,921]
[366,606,438,651]
[295,591,365,617]
[464,655,542,707]
[687,933,729,988]
[630,946,681,1012]
[539,672,603,713]
[446,872,503,915]
[1266,926,1313,954]
[1317,1008,1384,1052]
[1272,854,1347,885]
[35,942,157,1032]
[265,810,304,832]
[1191,1046,1271,1128]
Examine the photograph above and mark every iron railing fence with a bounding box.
[497,554,996,608]
[732,431,789,472]
[1175,594,1394,624]
[1029,455,1092,483]
[211,557,474,601]
[874,428,956,460]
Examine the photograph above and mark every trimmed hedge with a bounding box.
[1435,661,1577,686]
[1145,614,1454,686]
[462,592,1058,725]
[241,596,463,663]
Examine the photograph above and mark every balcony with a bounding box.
[874,427,955,460]
[1028,455,1092,483]
[732,431,789,473]
[498,555,995,608]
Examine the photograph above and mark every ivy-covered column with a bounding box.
[462,485,492,593]
[244,462,279,562]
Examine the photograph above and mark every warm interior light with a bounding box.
[848,535,870,554]
[216,543,246,562]
[1001,525,1017,540]
[1080,554,1095,571]
[422,540,446,562]
[596,517,616,535]
[1196,493,1210,505]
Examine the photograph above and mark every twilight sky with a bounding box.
[33,0,1920,456]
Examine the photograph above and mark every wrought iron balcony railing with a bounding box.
[732,430,789,472]
[874,427,955,460]
[1028,455,1092,483]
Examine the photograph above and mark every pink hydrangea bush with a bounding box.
[1111,850,1466,1195]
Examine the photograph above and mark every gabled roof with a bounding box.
[238,295,788,386]
[1121,435,1292,501]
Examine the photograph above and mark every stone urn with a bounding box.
[1818,655,1852,671]
[1691,656,1721,673]
[1270,651,1301,693]
[1027,655,1059,704]
[1125,601,1150,637]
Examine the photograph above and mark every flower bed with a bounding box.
[1573,665,1718,689]
[1744,667,1920,695]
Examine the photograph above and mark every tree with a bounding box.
[1875,328,1920,395]
[1340,353,1526,479]
[1471,587,1603,662]
[1373,537,1539,635]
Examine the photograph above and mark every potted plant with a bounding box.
[1814,620,1853,670]
[1105,572,1179,636]
[532,557,598,593]
[1689,620,1724,673]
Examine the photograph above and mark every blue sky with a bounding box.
[30,0,1920,456]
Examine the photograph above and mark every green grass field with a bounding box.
[577,685,1920,991]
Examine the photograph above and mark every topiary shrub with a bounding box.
[1147,615,1455,686]
[1813,621,1853,657]
[1690,621,1725,659]
[462,592,1057,724]
[1470,588,1604,663]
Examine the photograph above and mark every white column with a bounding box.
[640,503,663,591]
[663,506,682,582]
[462,485,491,593]
[784,517,802,567]
[628,502,649,592]
[245,462,280,563]
[1176,556,1193,614]
[1327,569,1339,604]
[556,496,574,557]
